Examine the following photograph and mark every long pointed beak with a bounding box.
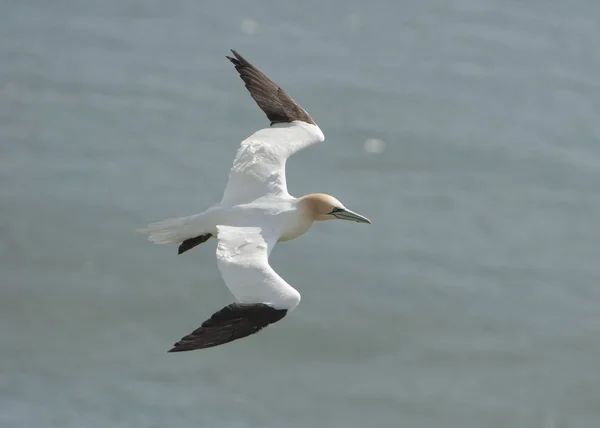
[333,208,372,224]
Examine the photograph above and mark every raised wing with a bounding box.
[226,49,315,125]
[215,225,301,310]
[221,50,325,205]
[221,122,324,204]
[167,225,301,352]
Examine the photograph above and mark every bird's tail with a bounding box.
[137,216,200,246]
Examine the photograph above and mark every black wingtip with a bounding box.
[168,340,193,353]
[223,49,317,126]
[225,49,250,67]
[167,303,288,353]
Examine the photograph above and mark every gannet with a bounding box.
[139,50,371,352]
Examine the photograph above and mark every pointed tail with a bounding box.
[137,216,197,246]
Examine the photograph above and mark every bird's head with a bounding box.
[299,193,372,224]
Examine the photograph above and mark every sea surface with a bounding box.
[1,1,600,427]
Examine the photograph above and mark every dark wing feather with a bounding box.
[168,303,287,352]
[177,233,212,255]
[226,49,316,126]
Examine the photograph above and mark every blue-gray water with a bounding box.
[2,1,600,427]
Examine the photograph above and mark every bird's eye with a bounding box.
[330,207,343,214]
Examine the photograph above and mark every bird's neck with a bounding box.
[296,194,322,222]
[277,197,317,242]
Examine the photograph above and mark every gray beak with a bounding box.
[333,208,372,224]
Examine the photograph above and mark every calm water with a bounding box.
[2,1,600,427]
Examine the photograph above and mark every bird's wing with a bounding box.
[220,50,325,205]
[168,225,300,352]
[215,225,301,310]
[226,49,315,126]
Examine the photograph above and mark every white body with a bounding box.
[140,121,325,311]
[145,196,314,246]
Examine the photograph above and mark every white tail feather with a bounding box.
[137,216,200,246]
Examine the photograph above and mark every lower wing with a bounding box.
[169,225,301,352]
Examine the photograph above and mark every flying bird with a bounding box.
[139,50,371,352]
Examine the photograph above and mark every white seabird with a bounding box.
[139,50,371,352]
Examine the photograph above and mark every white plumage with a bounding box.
[139,50,370,352]
[216,225,301,311]
[221,121,324,205]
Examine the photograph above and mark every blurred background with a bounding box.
[1,0,599,427]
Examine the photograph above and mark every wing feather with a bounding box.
[221,50,325,204]
[226,49,315,125]
[221,122,324,204]
[215,226,301,311]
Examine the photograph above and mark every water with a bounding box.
[2,1,600,427]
